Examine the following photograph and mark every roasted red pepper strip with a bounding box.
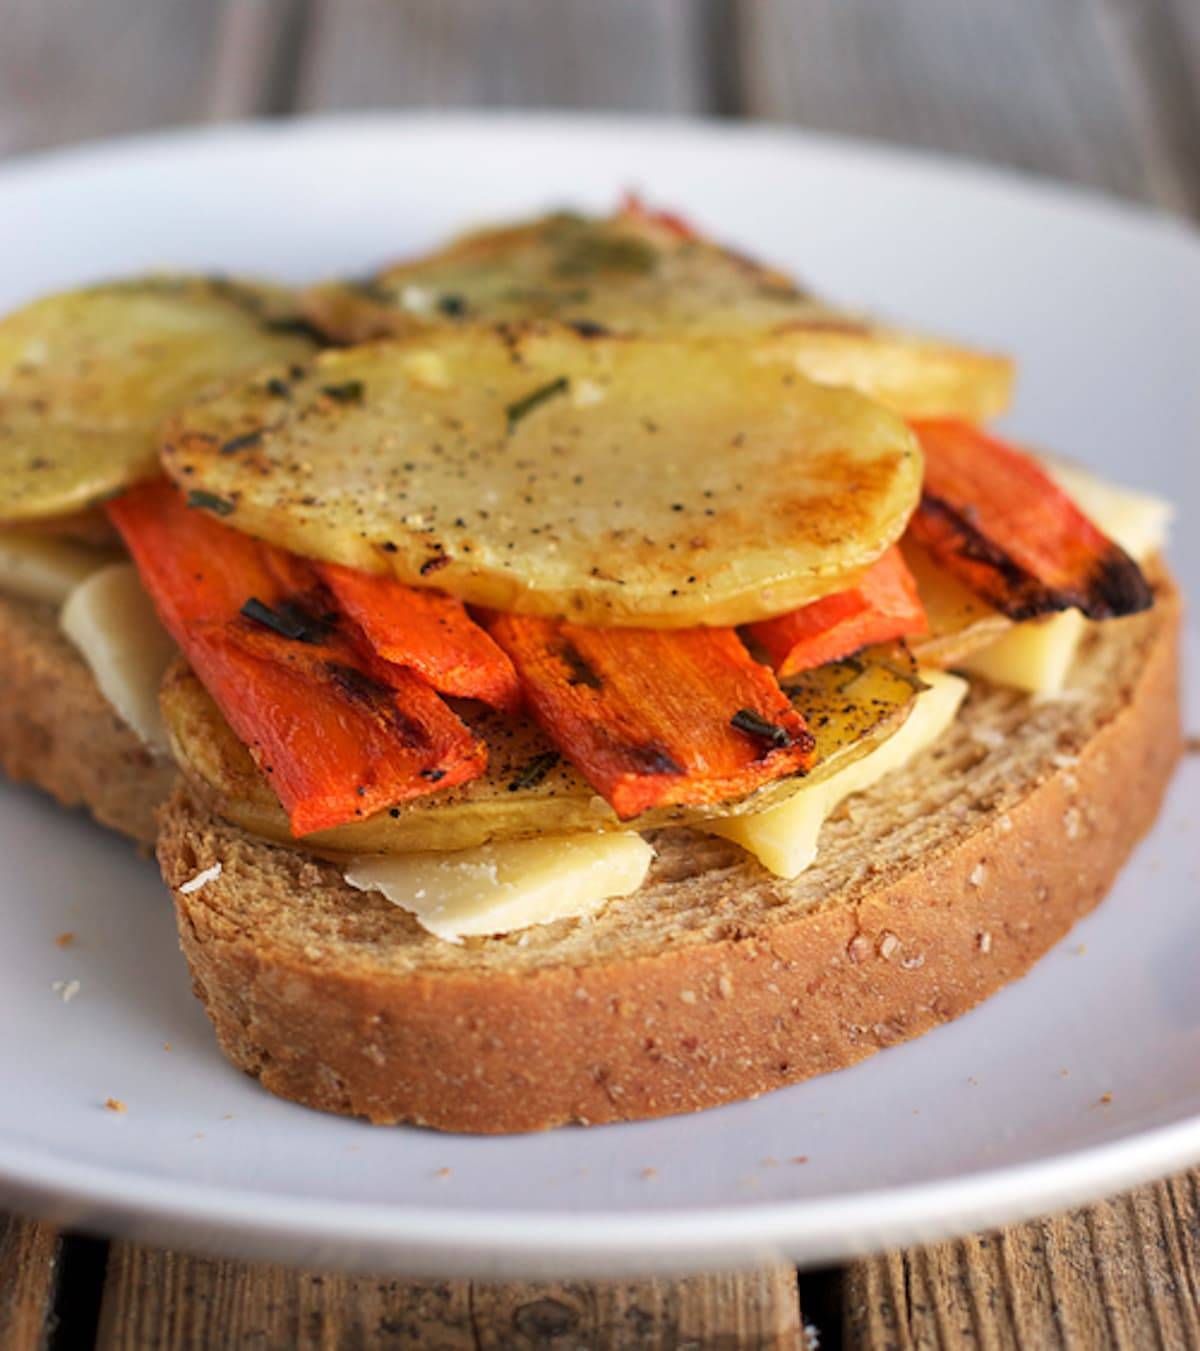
[316,561,520,712]
[108,482,485,836]
[747,546,928,676]
[909,420,1152,620]
[486,616,813,819]
[619,192,699,240]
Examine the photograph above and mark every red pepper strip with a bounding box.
[316,562,521,712]
[618,192,699,240]
[909,420,1152,621]
[747,547,928,677]
[486,616,813,820]
[107,482,485,836]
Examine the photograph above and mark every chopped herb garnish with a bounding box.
[508,751,560,792]
[265,377,292,399]
[186,490,235,517]
[555,235,658,276]
[506,376,569,433]
[240,597,331,644]
[220,428,264,456]
[436,293,467,317]
[261,315,326,342]
[321,380,366,405]
[568,319,609,338]
[731,708,793,749]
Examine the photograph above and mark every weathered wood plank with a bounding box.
[734,0,1200,216]
[296,0,713,115]
[0,0,229,157]
[96,1245,803,1348]
[843,1170,1200,1349]
[0,1214,61,1351]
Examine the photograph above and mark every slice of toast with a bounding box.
[157,574,1181,1133]
[0,589,175,845]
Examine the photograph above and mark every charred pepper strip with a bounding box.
[107,481,485,836]
[747,546,928,676]
[317,561,521,711]
[909,421,1152,621]
[486,616,813,819]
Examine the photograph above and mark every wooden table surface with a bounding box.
[2,2,1198,1346]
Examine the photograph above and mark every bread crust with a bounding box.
[158,578,1182,1133]
[0,589,176,845]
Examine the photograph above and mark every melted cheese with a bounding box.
[708,670,968,878]
[0,528,116,604]
[956,461,1170,697]
[60,563,176,751]
[344,831,653,942]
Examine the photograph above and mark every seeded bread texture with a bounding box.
[0,589,175,844]
[158,574,1181,1132]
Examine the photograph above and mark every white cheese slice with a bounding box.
[708,670,968,879]
[60,563,176,751]
[0,528,116,605]
[956,461,1171,697]
[957,608,1086,699]
[344,831,654,943]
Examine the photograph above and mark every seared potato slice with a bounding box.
[0,277,317,522]
[162,327,923,628]
[304,210,1012,420]
[162,643,920,854]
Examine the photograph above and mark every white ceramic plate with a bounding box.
[0,114,1196,1279]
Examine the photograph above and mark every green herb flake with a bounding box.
[505,376,569,433]
[186,490,235,517]
[321,380,366,405]
[507,751,561,793]
[730,708,793,749]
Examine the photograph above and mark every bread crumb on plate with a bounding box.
[104,1097,127,1114]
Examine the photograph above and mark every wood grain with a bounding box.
[843,1172,1200,1349]
[95,1245,803,1349]
[0,0,227,157]
[296,0,714,115]
[733,0,1200,217]
[0,1214,61,1351]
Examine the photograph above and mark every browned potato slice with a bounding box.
[161,644,920,855]
[161,327,922,628]
[0,277,318,523]
[304,210,1012,420]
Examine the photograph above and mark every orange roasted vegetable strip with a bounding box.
[747,546,927,676]
[909,420,1152,621]
[108,482,485,836]
[317,561,520,711]
[487,616,813,819]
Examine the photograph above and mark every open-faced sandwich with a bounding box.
[0,204,1179,1132]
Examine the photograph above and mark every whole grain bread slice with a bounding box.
[157,575,1181,1133]
[0,589,176,845]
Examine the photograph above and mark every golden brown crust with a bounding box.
[158,578,1182,1132]
[0,589,176,845]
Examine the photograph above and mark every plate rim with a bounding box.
[0,109,1196,1273]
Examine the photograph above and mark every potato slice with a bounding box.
[161,328,923,628]
[903,539,1012,666]
[304,210,1012,420]
[0,277,318,522]
[162,642,919,854]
